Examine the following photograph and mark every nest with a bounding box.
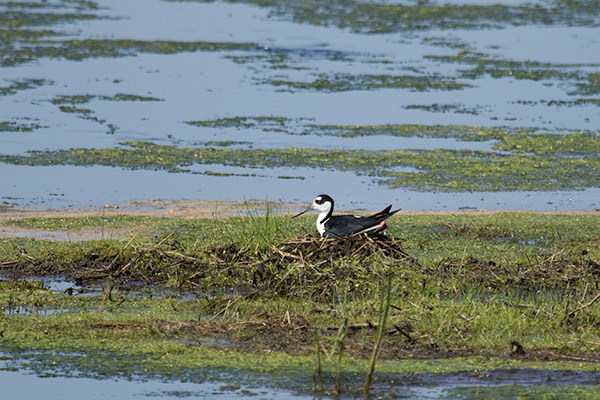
[267,232,412,264]
[238,232,418,297]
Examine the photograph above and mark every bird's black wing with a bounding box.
[323,215,383,237]
[323,207,400,238]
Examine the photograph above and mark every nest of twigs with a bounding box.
[264,231,412,265]
[242,232,417,297]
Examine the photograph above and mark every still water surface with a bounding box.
[1,0,599,211]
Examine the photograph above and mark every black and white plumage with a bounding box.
[292,194,400,239]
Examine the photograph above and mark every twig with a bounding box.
[106,232,139,270]
[113,233,173,277]
[563,289,600,323]
[209,296,241,322]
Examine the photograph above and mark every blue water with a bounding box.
[1,0,599,211]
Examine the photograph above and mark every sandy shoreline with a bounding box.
[1,199,597,242]
[1,198,599,220]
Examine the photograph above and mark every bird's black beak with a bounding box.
[291,207,311,219]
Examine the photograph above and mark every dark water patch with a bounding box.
[225,44,361,71]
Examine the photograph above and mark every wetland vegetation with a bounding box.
[2,0,600,395]
[2,210,600,396]
[2,126,599,192]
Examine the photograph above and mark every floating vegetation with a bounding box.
[225,52,312,71]
[50,94,162,134]
[0,121,44,132]
[404,103,480,115]
[202,140,252,147]
[187,116,539,141]
[544,98,600,107]
[52,93,162,105]
[424,49,600,98]
[426,49,587,81]
[493,132,600,155]
[575,72,600,95]
[1,140,599,192]
[0,79,51,96]
[264,73,470,92]
[2,38,260,67]
[187,116,300,131]
[0,1,260,67]
[168,0,600,33]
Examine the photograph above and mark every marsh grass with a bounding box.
[1,211,600,362]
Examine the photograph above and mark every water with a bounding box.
[0,366,309,400]
[1,0,599,210]
[2,355,600,400]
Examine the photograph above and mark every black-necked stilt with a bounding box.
[292,194,400,239]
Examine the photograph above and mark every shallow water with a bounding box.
[0,365,309,400]
[1,0,600,210]
[2,353,600,400]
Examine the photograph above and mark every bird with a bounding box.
[292,194,400,239]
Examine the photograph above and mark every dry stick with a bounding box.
[563,289,600,323]
[209,296,241,322]
[106,232,140,270]
[114,232,173,277]
[364,272,392,396]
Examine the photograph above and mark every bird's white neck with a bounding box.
[316,211,329,236]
